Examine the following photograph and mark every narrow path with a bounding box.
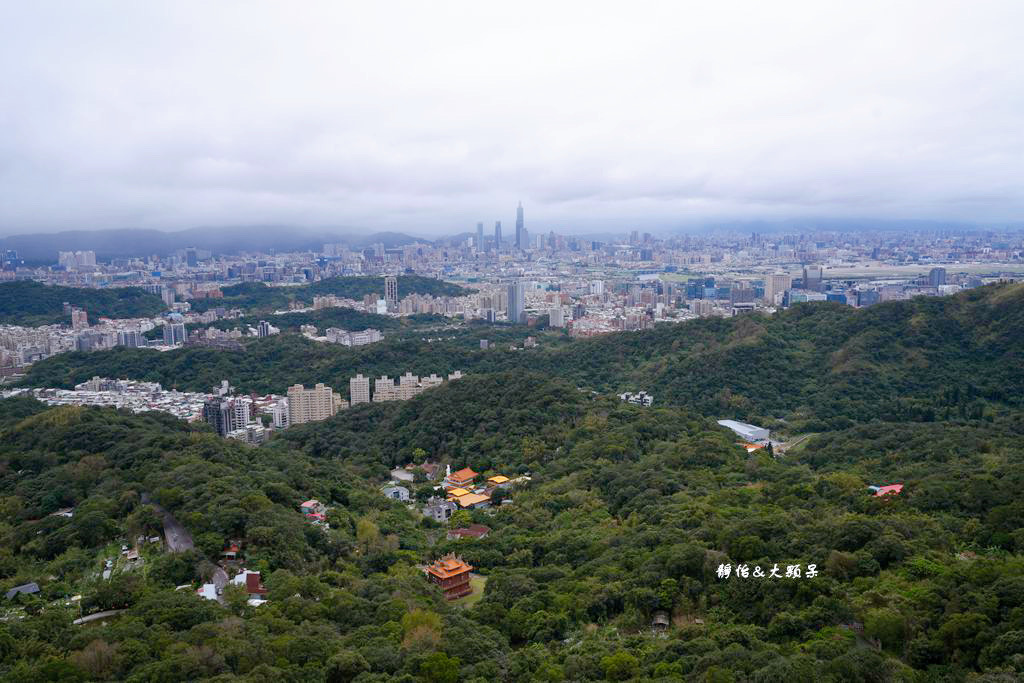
[73,609,125,625]
[776,433,814,454]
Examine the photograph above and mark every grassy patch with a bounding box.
[450,574,487,608]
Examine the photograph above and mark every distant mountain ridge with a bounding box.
[0,226,430,262]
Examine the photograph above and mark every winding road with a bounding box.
[140,493,194,552]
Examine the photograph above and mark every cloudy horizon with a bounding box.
[1,1,1022,236]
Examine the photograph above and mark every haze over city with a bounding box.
[1,0,1022,236]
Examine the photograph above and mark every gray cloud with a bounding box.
[0,0,1022,236]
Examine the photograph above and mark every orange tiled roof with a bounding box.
[426,555,473,579]
[455,492,490,508]
[449,468,477,482]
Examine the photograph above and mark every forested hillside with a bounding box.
[3,362,1024,680]
[24,283,1024,432]
[0,281,165,326]
[188,276,469,314]
[4,285,1024,680]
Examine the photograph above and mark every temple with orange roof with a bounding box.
[425,553,474,600]
[444,466,478,489]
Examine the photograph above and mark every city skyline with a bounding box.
[1,2,1022,234]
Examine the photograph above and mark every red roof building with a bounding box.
[425,554,474,600]
[245,573,267,598]
[874,484,904,497]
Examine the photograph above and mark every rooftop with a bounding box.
[425,554,473,579]
[449,467,477,481]
[455,492,490,508]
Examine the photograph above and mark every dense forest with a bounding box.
[2,285,1024,681]
[188,276,470,314]
[0,281,165,326]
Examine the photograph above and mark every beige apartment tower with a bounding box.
[397,372,421,400]
[764,273,792,304]
[374,376,398,402]
[287,383,337,425]
[350,374,371,405]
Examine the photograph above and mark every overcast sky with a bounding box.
[1,1,1022,236]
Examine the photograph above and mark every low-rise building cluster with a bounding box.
[4,380,210,421]
[301,325,384,347]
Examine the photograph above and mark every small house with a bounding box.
[4,582,40,601]
[381,486,410,502]
[300,499,326,516]
[486,475,510,489]
[244,573,268,602]
[232,569,268,601]
[423,497,457,522]
[222,540,242,561]
[652,610,670,631]
[405,461,441,479]
[196,584,218,601]
[870,483,904,497]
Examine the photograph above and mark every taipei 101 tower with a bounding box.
[515,201,525,249]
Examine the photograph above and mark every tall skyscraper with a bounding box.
[257,320,271,338]
[350,374,371,404]
[494,221,502,252]
[764,273,792,304]
[929,267,947,286]
[802,265,823,292]
[70,307,89,330]
[163,322,186,346]
[272,399,289,428]
[507,280,525,325]
[201,397,251,436]
[515,202,525,250]
[476,222,484,251]
[232,400,251,429]
[385,276,399,310]
[202,397,232,436]
[287,383,337,425]
[117,330,144,348]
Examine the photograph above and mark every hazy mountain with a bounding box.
[0,226,429,262]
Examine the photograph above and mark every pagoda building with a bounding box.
[425,553,474,600]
